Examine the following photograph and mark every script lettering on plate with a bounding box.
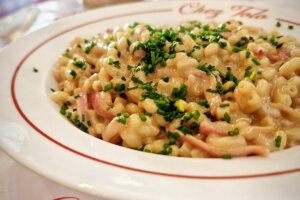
[231,5,268,19]
[179,2,223,19]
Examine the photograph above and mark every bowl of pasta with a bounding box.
[0,1,299,199]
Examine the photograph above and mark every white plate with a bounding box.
[0,1,300,199]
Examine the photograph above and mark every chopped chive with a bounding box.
[139,113,147,121]
[66,112,72,119]
[70,70,77,79]
[222,154,232,159]
[252,58,260,65]
[228,128,239,136]
[246,50,250,58]
[276,22,281,27]
[162,76,169,82]
[73,94,80,99]
[224,112,231,123]
[108,57,114,65]
[288,25,294,30]
[33,67,39,72]
[275,136,282,147]
[87,120,91,126]
[218,41,227,48]
[193,110,200,120]
[103,82,113,92]
[72,59,86,69]
[220,103,230,108]
[50,88,56,92]
[198,99,209,108]
[123,112,129,118]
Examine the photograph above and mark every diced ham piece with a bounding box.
[106,28,113,34]
[89,91,115,120]
[102,118,125,144]
[133,49,146,60]
[188,70,222,116]
[199,120,228,136]
[76,92,88,123]
[254,47,265,57]
[220,32,232,39]
[178,131,269,157]
[269,47,290,63]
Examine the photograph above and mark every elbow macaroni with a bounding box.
[51,20,300,158]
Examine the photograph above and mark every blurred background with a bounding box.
[0,0,299,48]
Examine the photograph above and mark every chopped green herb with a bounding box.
[218,41,227,48]
[106,106,110,111]
[228,128,239,136]
[275,136,282,147]
[60,104,68,115]
[172,84,188,100]
[252,58,260,65]
[246,50,250,58]
[193,110,200,120]
[121,76,126,81]
[276,21,281,27]
[103,82,113,92]
[108,58,120,68]
[288,25,294,30]
[114,83,126,92]
[70,70,77,79]
[84,42,96,54]
[162,76,169,82]
[50,88,55,92]
[33,67,39,72]
[87,120,91,126]
[220,103,230,108]
[139,113,147,121]
[66,112,72,119]
[222,154,232,159]
[198,100,210,108]
[224,112,231,123]
[73,94,80,99]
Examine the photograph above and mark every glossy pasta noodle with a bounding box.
[51,20,300,158]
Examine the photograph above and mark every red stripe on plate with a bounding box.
[10,9,300,179]
[276,18,300,26]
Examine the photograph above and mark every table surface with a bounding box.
[0,0,299,199]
